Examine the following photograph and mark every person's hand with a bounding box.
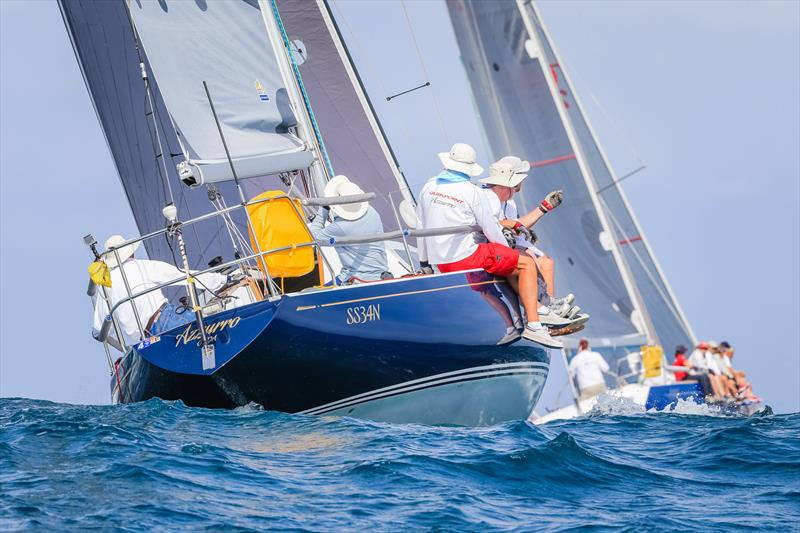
[539,190,564,213]
[502,228,517,248]
[515,225,537,244]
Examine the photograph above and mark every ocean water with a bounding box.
[1,398,798,531]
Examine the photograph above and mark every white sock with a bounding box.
[527,321,543,331]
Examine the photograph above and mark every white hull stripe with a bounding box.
[302,363,549,416]
[302,361,547,414]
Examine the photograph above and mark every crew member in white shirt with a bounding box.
[568,338,610,400]
[92,235,227,346]
[415,143,562,349]
[479,155,581,321]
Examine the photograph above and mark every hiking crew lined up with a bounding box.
[415,143,590,348]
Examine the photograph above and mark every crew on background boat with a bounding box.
[309,175,390,285]
[91,235,227,346]
[672,345,689,381]
[568,338,610,400]
[415,143,563,348]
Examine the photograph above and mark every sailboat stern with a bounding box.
[132,298,281,377]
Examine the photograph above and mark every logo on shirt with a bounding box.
[428,190,464,208]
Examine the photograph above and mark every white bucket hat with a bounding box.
[479,161,525,187]
[496,155,531,177]
[103,234,140,268]
[324,175,369,221]
[438,143,484,177]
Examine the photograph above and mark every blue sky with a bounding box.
[1,0,798,413]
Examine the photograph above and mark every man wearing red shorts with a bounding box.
[416,143,562,349]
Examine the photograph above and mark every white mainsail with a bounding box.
[59,0,413,269]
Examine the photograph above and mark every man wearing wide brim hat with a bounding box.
[481,156,583,324]
[309,175,389,285]
[415,143,562,349]
[91,235,227,346]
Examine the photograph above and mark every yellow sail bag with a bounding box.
[247,190,316,279]
[641,345,664,379]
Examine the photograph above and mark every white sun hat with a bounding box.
[103,234,140,268]
[324,175,370,221]
[496,155,531,177]
[437,143,484,177]
[479,161,525,187]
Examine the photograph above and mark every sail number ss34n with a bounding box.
[346,304,381,324]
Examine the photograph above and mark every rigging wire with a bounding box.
[399,0,450,146]
[328,0,426,182]
[598,194,688,333]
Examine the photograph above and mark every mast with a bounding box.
[514,0,658,345]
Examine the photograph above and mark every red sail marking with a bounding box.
[618,236,643,246]
[530,154,576,168]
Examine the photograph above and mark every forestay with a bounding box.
[522,1,695,353]
[127,0,314,185]
[275,0,413,228]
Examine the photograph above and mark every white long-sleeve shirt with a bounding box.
[568,349,610,391]
[92,258,226,346]
[416,176,507,265]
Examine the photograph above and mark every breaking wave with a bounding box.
[1,398,798,531]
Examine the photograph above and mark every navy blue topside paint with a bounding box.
[116,272,549,412]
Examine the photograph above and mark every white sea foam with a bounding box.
[586,393,645,417]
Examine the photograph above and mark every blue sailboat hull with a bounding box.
[111,271,550,426]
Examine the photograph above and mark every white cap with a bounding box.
[324,175,369,221]
[103,235,140,268]
[479,161,525,187]
[437,143,484,177]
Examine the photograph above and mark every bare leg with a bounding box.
[534,255,555,297]
[709,374,725,398]
[506,255,540,322]
[480,292,514,327]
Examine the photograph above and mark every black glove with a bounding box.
[502,228,517,249]
[516,225,538,244]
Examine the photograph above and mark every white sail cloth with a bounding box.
[128,0,314,184]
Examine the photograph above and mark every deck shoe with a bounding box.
[538,308,570,327]
[523,325,564,349]
[550,294,575,308]
[497,328,523,345]
[566,305,581,320]
[550,299,574,317]
[567,313,590,328]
